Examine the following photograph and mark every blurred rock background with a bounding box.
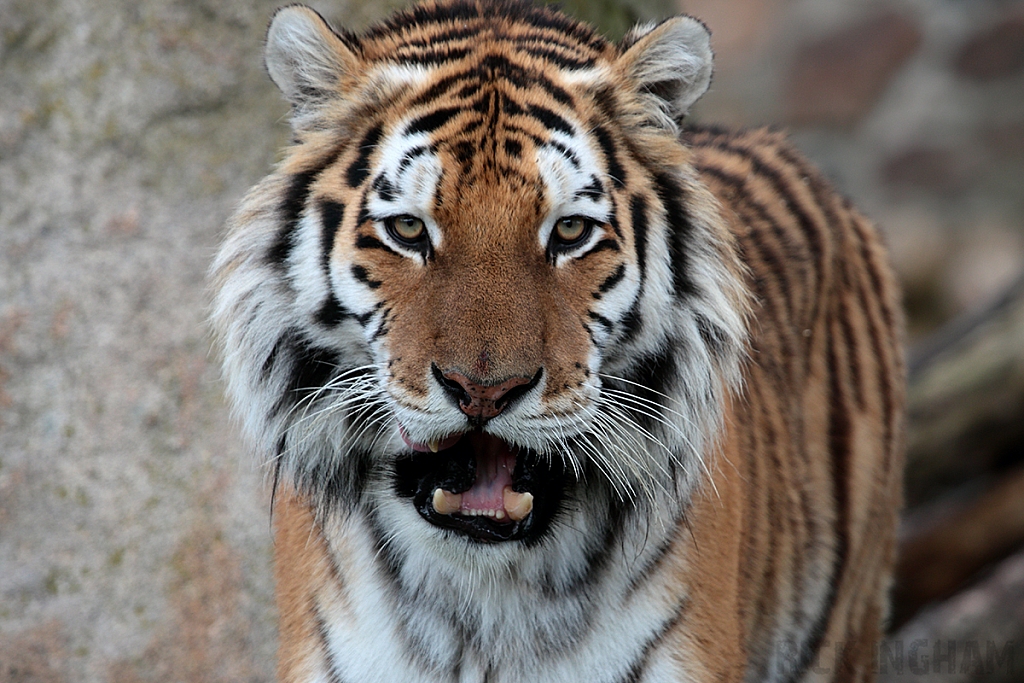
[0,0,1021,681]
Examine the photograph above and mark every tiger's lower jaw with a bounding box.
[393,430,568,544]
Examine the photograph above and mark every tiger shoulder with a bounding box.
[209,2,905,682]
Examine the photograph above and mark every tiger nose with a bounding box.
[431,364,542,423]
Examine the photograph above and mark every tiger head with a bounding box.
[212,0,747,549]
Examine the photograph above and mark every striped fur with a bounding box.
[209,3,904,682]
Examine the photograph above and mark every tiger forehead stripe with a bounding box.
[359,0,609,68]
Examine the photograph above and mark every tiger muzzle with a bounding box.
[432,364,543,424]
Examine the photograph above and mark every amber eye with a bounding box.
[555,216,588,244]
[385,215,427,244]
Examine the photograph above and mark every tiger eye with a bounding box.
[392,215,425,241]
[555,216,587,244]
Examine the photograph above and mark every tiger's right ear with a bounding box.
[265,5,359,110]
[615,16,713,130]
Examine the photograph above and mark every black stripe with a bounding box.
[367,0,480,35]
[499,122,545,147]
[706,135,825,299]
[270,331,342,418]
[582,239,620,259]
[503,138,522,158]
[530,70,575,106]
[630,195,649,283]
[316,295,352,327]
[576,176,604,201]
[588,310,614,333]
[622,514,686,598]
[313,607,346,683]
[501,97,524,116]
[844,214,898,474]
[607,193,622,240]
[409,72,466,107]
[370,306,391,342]
[547,140,580,167]
[314,447,374,513]
[393,46,470,65]
[488,55,576,105]
[289,341,340,406]
[354,302,383,327]
[351,264,382,289]
[398,145,429,173]
[514,31,598,58]
[356,196,372,229]
[766,142,828,272]
[619,597,689,683]
[838,295,865,409]
[371,174,396,202]
[270,436,284,521]
[850,214,898,332]
[525,104,573,136]
[652,172,697,298]
[355,233,399,255]
[595,264,626,298]
[620,304,642,342]
[593,126,626,188]
[409,56,573,112]
[695,164,797,331]
[261,336,284,380]
[453,140,476,164]
[789,325,852,680]
[453,82,480,100]
[397,24,479,50]
[455,115,484,140]
[319,200,345,277]
[592,85,620,121]
[619,347,676,433]
[406,106,462,135]
[472,90,494,115]
[522,44,595,69]
[267,155,339,269]
[694,313,727,359]
[346,124,383,188]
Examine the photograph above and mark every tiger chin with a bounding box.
[209,1,905,682]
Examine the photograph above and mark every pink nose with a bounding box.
[432,365,541,422]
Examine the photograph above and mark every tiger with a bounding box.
[209,1,905,682]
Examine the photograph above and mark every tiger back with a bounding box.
[209,2,905,682]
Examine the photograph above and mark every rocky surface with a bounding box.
[1,0,1021,680]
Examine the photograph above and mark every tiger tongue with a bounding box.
[459,432,516,513]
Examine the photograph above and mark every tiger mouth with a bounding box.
[393,429,566,543]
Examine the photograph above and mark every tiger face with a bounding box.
[213,1,746,550]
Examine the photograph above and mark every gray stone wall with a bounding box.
[0,0,1020,680]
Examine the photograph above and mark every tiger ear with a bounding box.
[616,16,713,127]
[265,5,358,110]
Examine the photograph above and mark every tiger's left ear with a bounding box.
[616,16,713,127]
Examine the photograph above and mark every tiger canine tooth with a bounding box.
[428,438,440,453]
[432,488,461,515]
[503,487,534,521]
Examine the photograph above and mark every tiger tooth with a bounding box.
[432,488,461,515]
[428,438,440,453]
[503,487,534,522]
